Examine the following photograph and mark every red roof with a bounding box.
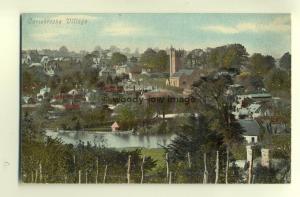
[64,103,80,110]
[103,85,123,93]
[111,121,120,128]
[54,94,84,100]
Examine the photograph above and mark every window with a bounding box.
[251,137,255,143]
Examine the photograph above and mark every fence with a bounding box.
[20,150,275,184]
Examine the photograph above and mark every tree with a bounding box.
[111,52,127,65]
[191,75,233,113]
[22,70,33,94]
[140,48,157,68]
[166,115,232,183]
[140,48,169,71]
[94,46,103,53]
[205,44,248,69]
[109,45,120,53]
[133,48,140,57]
[47,75,61,92]
[248,53,275,76]
[235,72,264,92]
[122,47,131,55]
[279,52,291,71]
[155,50,169,71]
[116,104,137,130]
[75,120,81,131]
[91,50,100,58]
[223,44,248,68]
[83,67,99,87]
[59,46,69,56]
[129,56,138,63]
[191,76,245,183]
[82,53,95,68]
[185,49,206,68]
[265,68,290,97]
[253,165,281,183]
[21,129,157,183]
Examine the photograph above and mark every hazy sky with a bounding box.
[22,13,291,58]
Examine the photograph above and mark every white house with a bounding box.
[22,54,31,64]
[36,86,51,101]
[116,64,130,76]
[44,62,57,77]
[68,89,79,96]
[238,119,261,144]
[123,83,154,92]
[233,92,273,119]
[141,68,151,76]
[99,67,116,79]
[129,72,141,81]
[54,57,64,61]
[91,57,101,69]
[22,96,34,104]
[40,56,49,64]
[248,103,269,119]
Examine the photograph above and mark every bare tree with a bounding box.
[215,151,219,184]
[78,170,81,184]
[187,152,191,168]
[127,155,131,184]
[95,158,99,184]
[247,146,253,184]
[39,163,43,183]
[85,169,88,184]
[35,169,38,183]
[225,148,229,184]
[103,165,107,183]
[64,175,67,183]
[140,155,145,184]
[165,153,169,182]
[203,153,208,184]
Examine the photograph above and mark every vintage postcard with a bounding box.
[20,13,291,184]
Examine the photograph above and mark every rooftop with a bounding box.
[171,69,194,77]
[238,119,261,136]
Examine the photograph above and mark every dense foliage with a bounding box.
[21,112,157,183]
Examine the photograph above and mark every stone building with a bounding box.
[169,46,184,76]
[166,47,202,94]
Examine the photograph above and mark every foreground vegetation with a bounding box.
[21,108,290,183]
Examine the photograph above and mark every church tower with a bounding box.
[170,46,176,75]
[169,46,182,76]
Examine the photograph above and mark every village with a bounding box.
[21,43,291,183]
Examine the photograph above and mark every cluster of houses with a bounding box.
[22,47,289,145]
[162,47,289,146]
[22,50,72,77]
[21,48,290,180]
[229,89,288,144]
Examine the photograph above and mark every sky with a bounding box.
[21,13,291,58]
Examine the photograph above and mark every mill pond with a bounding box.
[45,129,176,149]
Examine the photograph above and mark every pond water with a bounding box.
[45,129,176,148]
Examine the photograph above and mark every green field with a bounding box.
[141,148,165,169]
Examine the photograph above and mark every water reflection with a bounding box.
[45,130,176,148]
